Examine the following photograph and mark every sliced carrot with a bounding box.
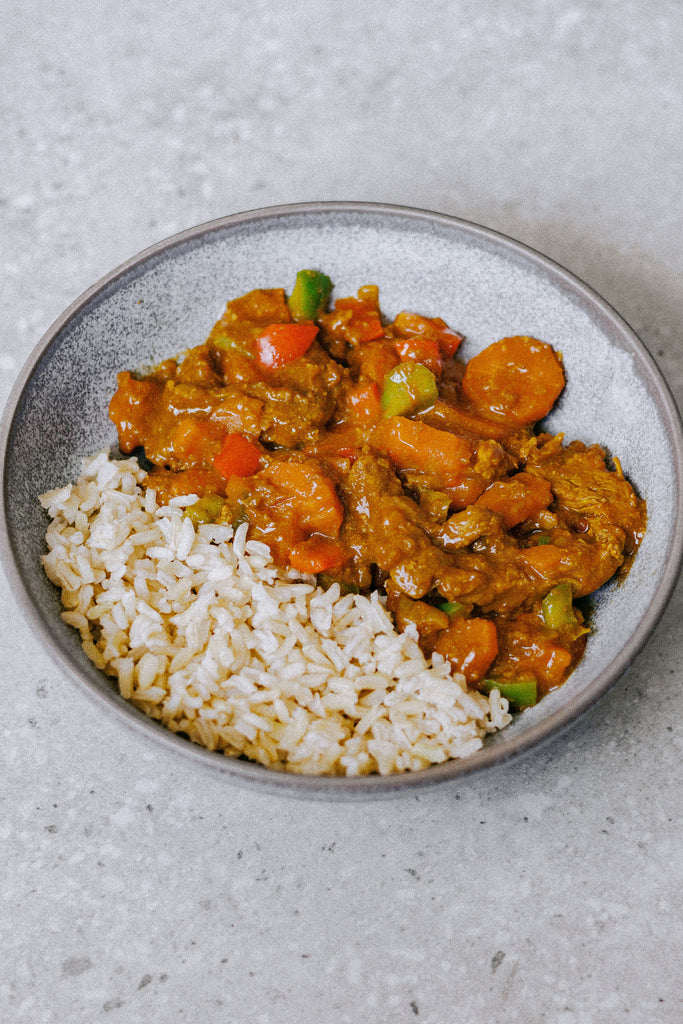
[254,322,319,370]
[212,433,262,480]
[519,544,576,581]
[475,472,553,528]
[462,335,565,424]
[444,476,488,511]
[540,644,573,688]
[372,417,473,486]
[434,617,499,685]
[261,462,344,537]
[289,536,348,574]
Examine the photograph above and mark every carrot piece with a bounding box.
[475,472,553,528]
[434,617,499,685]
[462,335,565,424]
[501,639,572,693]
[289,536,348,574]
[261,462,344,537]
[254,322,319,370]
[519,544,575,581]
[372,417,473,486]
[444,477,488,511]
[540,644,573,688]
[334,296,372,312]
[212,433,262,480]
[358,319,386,342]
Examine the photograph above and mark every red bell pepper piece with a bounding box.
[213,433,262,480]
[393,311,463,358]
[394,334,443,376]
[346,381,382,425]
[334,296,385,342]
[254,322,319,370]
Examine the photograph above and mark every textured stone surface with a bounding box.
[1,1,681,1021]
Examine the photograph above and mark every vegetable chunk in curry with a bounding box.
[109,270,645,710]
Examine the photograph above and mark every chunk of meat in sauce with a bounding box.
[108,275,646,705]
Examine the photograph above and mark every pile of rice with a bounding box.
[39,451,511,775]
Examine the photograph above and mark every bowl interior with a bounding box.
[2,203,682,796]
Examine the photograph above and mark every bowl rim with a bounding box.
[2,199,682,798]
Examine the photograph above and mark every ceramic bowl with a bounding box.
[2,202,682,798]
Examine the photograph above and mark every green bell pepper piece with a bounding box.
[380,363,438,417]
[482,677,538,709]
[437,600,466,616]
[317,573,360,595]
[288,269,333,322]
[184,493,225,527]
[542,582,577,630]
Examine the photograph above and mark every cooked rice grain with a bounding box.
[39,452,511,775]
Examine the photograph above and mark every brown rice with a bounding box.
[39,451,511,775]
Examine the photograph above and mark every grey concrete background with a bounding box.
[1,2,681,1022]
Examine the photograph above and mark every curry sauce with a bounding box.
[109,271,646,709]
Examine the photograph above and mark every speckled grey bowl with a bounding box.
[2,202,682,798]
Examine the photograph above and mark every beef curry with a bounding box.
[109,271,645,710]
